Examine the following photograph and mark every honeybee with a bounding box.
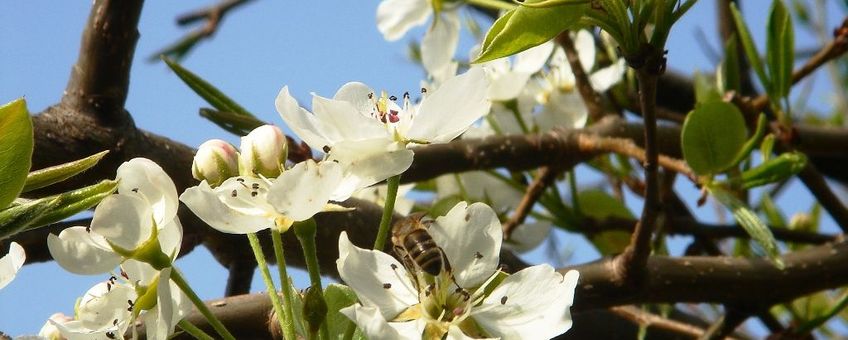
[391,212,451,277]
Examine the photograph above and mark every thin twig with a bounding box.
[797,164,848,233]
[610,305,711,338]
[556,32,607,121]
[577,134,696,182]
[502,166,559,240]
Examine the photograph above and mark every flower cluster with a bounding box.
[337,202,579,339]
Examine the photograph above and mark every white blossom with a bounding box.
[0,241,25,290]
[337,202,579,339]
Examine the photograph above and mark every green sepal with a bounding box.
[740,152,807,189]
[0,180,117,240]
[23,150,109,193]
[302,284,328,337]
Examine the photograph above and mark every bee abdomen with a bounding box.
[404,230,443,276]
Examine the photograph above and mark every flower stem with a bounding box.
[247,232,296,340]
[177,319,215,340]
[373,175,401,250]
[271,229,298,339]
[170,268,235,340]
[294,219,330,340]
[465,0,516,11]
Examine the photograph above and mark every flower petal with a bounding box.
[430,202,501,288]
[503,221,551,253]
[78,281,136,331]
[276,86,335,150]
[408,67,491,143]
[47,227,121,275]
[376,0,431,41]
[312,94,389,143]
[337,232,418,320]
[91,194,154,251]
[0,242,25,289]
[590,58,626,92]
[472,266,579,339]
[267,160,343,221]
[421,11,460,78]
[122,259,158,285]
[340,304,425,340]
[180,180,275,234]
[116,158,178,226]
[534,91,588,131]
[513,41,555,74]
[574,30,596,71]
[327,139,414,201]
[487,71,533,102]
[158,218,183,259]
[333,82,376,114]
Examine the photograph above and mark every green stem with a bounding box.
[270,229,298,340]
[465,0,516,11]
[342,322,357,340]
[170,268,235,340]
[294,219,330,340]
[247,232,296,340]
[373,175,401,250]
[177,319,215,340]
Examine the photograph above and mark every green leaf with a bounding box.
[760,134,776,162]
[741,152,807,189]
[766,0,794,99]
[0,180,118,240]
[0,98,33,209]
[730,3,770,91]
[694,72,722,106]
[579,190,632,255]
[729,113,768,168]
[710,185,783,267]
[759,195,786,228]
[22,150,109,193]
[681,101,748,175]
[429,194,465,218]
[719,34,741,93]
[199,108,267,136]
[474,1,589,63]
[324,284,365,340]
[162,57,256,117]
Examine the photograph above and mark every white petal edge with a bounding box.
[276,86,336,150]
[327,139,414,202]
[472,266,579,339]
[430,202,502,288]
[116,158,179,226]
[408,67,491,143]
[376,0,431,41]
[48,227,121,275]
[421,11,460,78]
[180,181,274,234]
[336,232,419,320]
[0,242,25,289]
[266,160,343,221]
[340,304,425,340]
[91,194,154,251]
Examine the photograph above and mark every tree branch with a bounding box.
[502,166,559,239]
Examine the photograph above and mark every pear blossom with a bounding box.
[191,139,239,187]
[481,42,555,102]
[337,202,579,339]
[529,30,626,131]
[47,262,192,340]
[47,158,182,274]
[181,159,343,234]
[0,241,25,290]
[276,67,490,200]
[377,0,461,78]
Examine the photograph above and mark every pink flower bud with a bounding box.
[239,125,288,178]
[192,139,239,186]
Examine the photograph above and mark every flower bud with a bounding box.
[240,125,288,178]
[192,139,239,187]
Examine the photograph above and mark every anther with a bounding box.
[500,296,508,304]
[383,283,392,289]
[231,190,237,197]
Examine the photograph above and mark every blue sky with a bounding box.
[0,0,844,335]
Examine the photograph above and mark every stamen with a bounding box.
[383,283,392,289]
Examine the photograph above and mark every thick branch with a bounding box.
[566,238,848,309]
[61,0,144,122]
